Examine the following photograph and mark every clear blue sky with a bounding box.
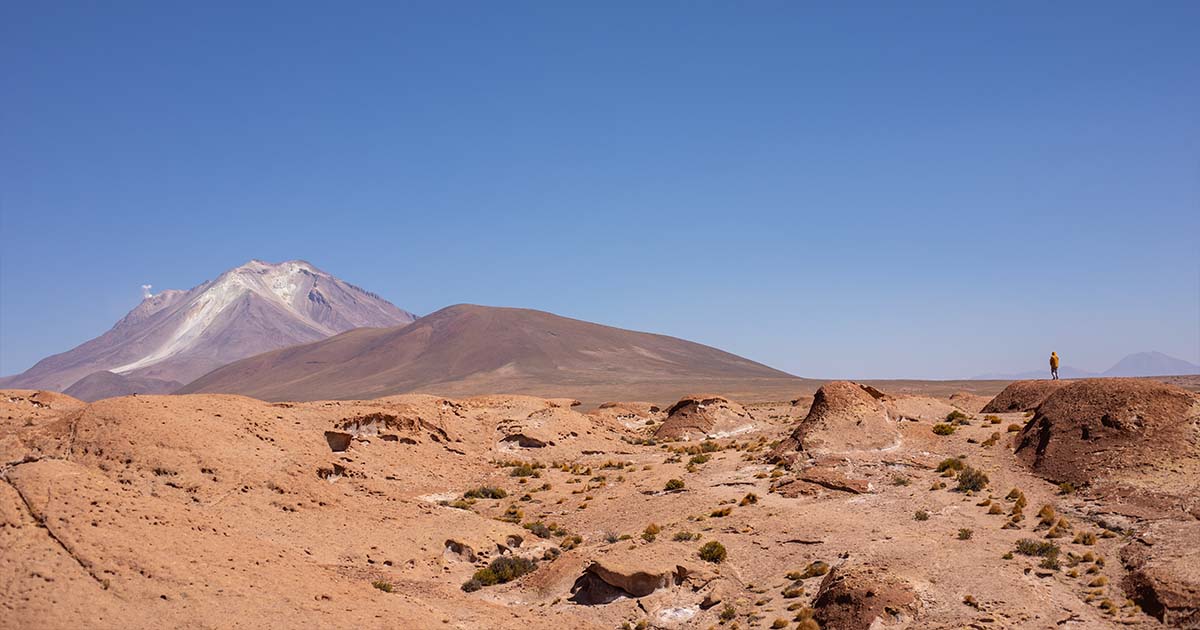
[2,1,1198,380]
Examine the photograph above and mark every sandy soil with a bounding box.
[2,380,1196,629]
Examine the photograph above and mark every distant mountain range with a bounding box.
[0,260,415,398]
[973,351,1200,380]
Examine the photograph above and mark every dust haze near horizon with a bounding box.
[2,2,1198,380]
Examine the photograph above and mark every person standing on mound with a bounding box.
[1049,351,1060,380]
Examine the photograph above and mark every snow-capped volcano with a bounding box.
[1,260,416,396]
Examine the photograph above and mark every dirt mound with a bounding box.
[770,381,898,460]
[981,379,1069,413]
[653,395,753,440]
[811,564,918,629]
[1013,378,1200,486]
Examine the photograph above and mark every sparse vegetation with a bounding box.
[371,580,393,592]
[464,486,507,499]
[719,604,736,621]
[699,540,727,563]
[985,415,1002,424]
[560,534,582,550]
[932,423,956,435]
[914,510,929,521]
[740,492,759,505]
[642,523,661,542]
[710,506,733,518]
[1058,482,1075,495]
[1015,539,1060,558]
[673,531,699,542]
[946,410,971,423]
[957,528,973,540]
[892,475,910,486]
[936,457,965,473]
[464,555,538,591]
[510,464,537,477]
[788,561,829,580]
[955,466,989,492]
[1074,532,1097,545]
[1007,423,1022,432]
[664,478,685,491]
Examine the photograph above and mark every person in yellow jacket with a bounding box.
[1049,352,1060,380]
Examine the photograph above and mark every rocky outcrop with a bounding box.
[1121,522,1200,628]
[570,557,689,604]
[811,564,918,629]
[654,395,753,440]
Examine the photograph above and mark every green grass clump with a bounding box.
[932,423,956,435]
[371,580,393,592]
[946,410,971,423]
[699,540,727,563]
[664,478,685,491]
[510,464,537,477]
[786,561,829,580]
[955,466,989,492]
[464,486,507,499]
[936,457,965,473]
[957,528,973,540]
[1015,539,1060,558]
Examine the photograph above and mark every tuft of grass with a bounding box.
[1058,482,1075,495]
[673,531,699,542]
[781,583,804,598]
[957,528,973,540]
[464,486,507,499]
[932,423,956,436]
[465,555,538,591]
[1007,423,1022,432]
[771,618,789,629]
[664,478,685,491]
[946,410,971,423]
[892,475,910,486]
[509,464,538,478]
[1015,539,1060,558]
[955,466,989,492]
[787,561,829,580]
[1073,532,1097,546]
[372,580,393,592]
[739,492,759,506]
[710,506,733,518]
[689,454,711,465]
[560,534,582,550]
[913,510,930,521]
[699,540,727,563]
[719,604,736,621]
[936,457,966,473]
[642,523,661,542]
[985,415,1002,424]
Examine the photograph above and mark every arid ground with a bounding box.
[3,376,1198,629]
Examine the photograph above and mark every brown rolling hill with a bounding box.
[180,304,813,405]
